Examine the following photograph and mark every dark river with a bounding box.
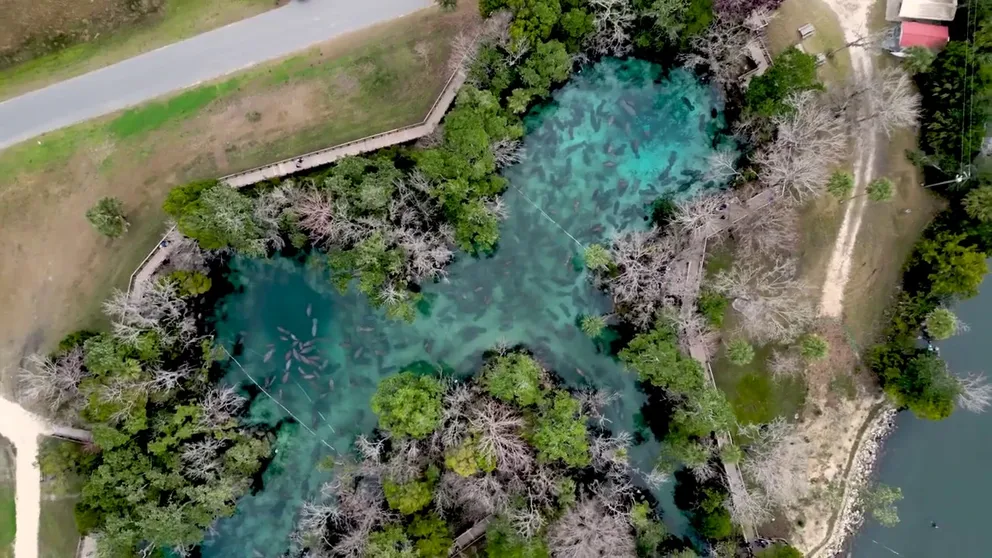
[850,268,992,557]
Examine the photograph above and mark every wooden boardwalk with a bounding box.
[222,68,467,188]
[675,187,777,542]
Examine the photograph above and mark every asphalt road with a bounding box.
[0,0,432,150]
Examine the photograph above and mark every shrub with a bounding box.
[745,47,822,117]
[529,391,590,467]
[370,372,444,438]
[583,244,612,271]
[483,353,545,406]
[924,307,962,340]
[725,338,755,366]
[409,513,453,557]
[963,186,992,222]
[826,171,855,199]
[485,519,550,558]
[166,270,212,297]
[697,290,729,328]
[867,177,894,202]
[86,197,129,238]
[383,471,437,515]
[798,333,829,361]
[580,314,607,338]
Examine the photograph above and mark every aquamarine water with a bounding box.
[203,59,732,557]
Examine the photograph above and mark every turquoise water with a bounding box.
[202,59,731,557]
[850,267,992,558]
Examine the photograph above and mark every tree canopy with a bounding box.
[371,372,446,438]
[745,48,822,117]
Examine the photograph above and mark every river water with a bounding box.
[200,59,733,556]
[850,270,992,557]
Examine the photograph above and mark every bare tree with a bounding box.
[200,385,247,430]
[435,472,509,521]
[547,497,636,558]
[18,347,86,414]
[469,400,534,474]
[755,91,848,204]
[681,16,756,88]
[832,66,921,137]
[767,349,805,379]
[729,199,799,263]
[181,438,224,480]
[726,483,773,526]
[671,190,740,239]
[704,148,743,183]
[739,418,810,508]
[491,138,526,168]
[588,0,636,57]
[604,228,683,329]
[577,389,620,427]
[711,258,814,343]
[149,364,194,393]
[956,373,992,413]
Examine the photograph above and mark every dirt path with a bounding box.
[0,397,53,558]
[818,0,878,317]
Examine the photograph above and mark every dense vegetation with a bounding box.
[293,351,697,557]
[868,4,992,420]
[25,272,273,556]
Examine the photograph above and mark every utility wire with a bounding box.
[221,345,335,451]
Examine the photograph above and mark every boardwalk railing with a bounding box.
[221,67,467,188]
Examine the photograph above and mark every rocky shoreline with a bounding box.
[817,405,898,557]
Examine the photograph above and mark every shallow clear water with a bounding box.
[202,58,731,557]
[850,267,992,558]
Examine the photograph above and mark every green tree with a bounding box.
[718,443,743,465]
[409,513,454,557]
[697,290,729,327]
[485,519,550,558]
[86,197,129,238]
[902,46,936,74]
[163,179,217,218]
[912,231,988,299]
[371,372,444,438]
[918,41,992,170]
[826,171,855,199]
[445,436,495,476]
[583,243,613,271]
[799,333,829,361]
[745,48,822,117]
[963,186,992,222]
[620,322,706,396]
[558,8,595,52]
[166,270,212,297]
[384,475,436,515]
[530,391,590,467]
[483,352,545,406]
[725,338,755,366]
[580,314,607,338]
[630,502,667,556]
[888,353,957,420]
[172,183,265,254]
[508,0,562,44]
[367,525,417,557]
[863,484,903,527]
[867,177,894,202]
[648,0,690,43]
[520,40,572,94]
[328,231,405,298]
[925,307,963,340]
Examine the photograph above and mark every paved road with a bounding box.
[0,0,432,150]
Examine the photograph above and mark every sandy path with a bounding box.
[0,396,53,558]
[818,0,878,317]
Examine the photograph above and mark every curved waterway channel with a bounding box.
[202,58,734,556]
[850,267,992,558]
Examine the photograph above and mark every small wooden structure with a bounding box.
[798,23,817,40]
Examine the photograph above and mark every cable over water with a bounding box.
[511,184,585,250]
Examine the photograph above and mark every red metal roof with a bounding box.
[900,22,950,49]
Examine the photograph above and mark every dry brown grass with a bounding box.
[0,2,480,392]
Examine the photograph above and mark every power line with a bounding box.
[221,345,336,451]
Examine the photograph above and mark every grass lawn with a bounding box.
[0,0,277,101]
[764,0,852,86]
[0,1,480,389]
[710,323,808,426]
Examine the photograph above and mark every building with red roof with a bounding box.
[899,21,950,49]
